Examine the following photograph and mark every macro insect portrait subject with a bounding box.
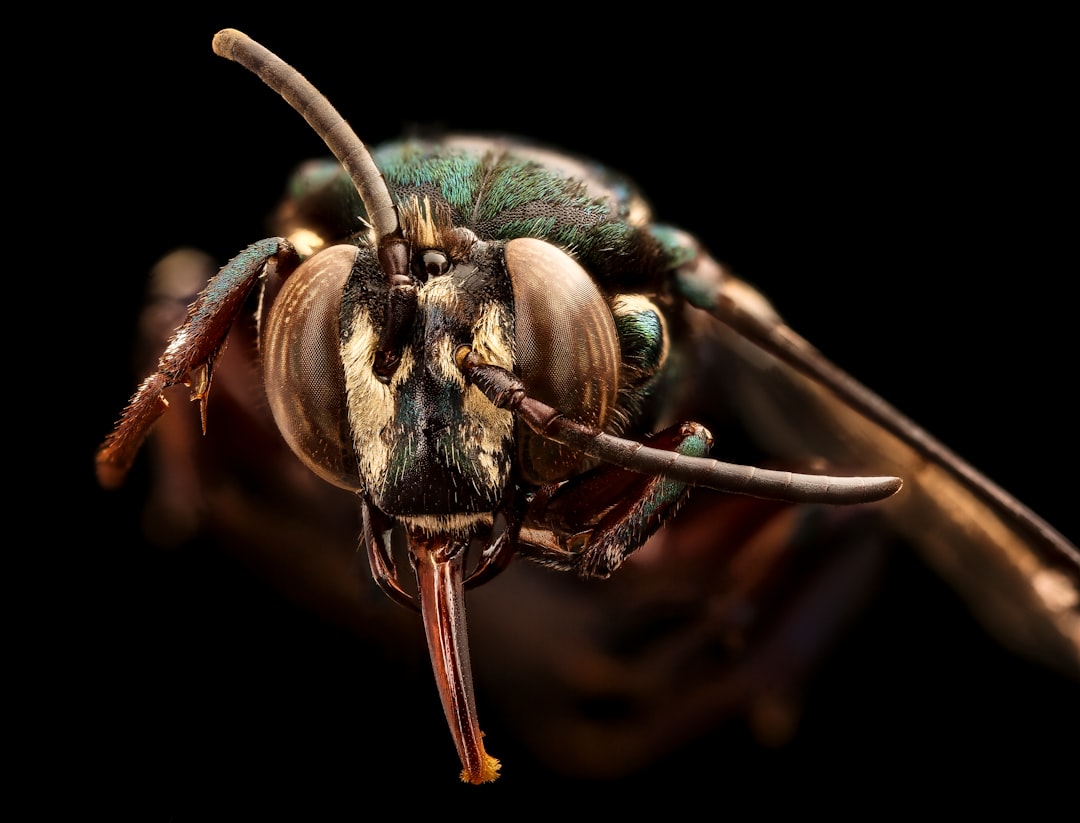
[92,24,1078,803]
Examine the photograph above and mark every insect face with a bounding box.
[262,192,629,525]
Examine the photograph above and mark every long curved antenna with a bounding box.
[211,29,408,281]
[457,348,902,505]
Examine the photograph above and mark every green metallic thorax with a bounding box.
[279,137,678,289]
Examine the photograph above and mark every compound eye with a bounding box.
[504,237,621,484]
[416,250,450,281]
[261,244,361,491]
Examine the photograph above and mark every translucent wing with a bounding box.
[688,272,1080,679]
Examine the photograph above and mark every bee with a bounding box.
[96,28,1078,788]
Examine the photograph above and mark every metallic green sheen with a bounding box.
[640,428,711,519]
[367,140,664,277]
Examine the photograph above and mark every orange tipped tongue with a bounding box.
[411,534,500,784]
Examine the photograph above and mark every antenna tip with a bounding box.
[212,28,247,60]
[876,475,904,499]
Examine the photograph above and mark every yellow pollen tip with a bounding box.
[460,751,501,784]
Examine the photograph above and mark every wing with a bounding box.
[684,269,1080,679]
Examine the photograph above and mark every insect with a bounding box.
[97,29,1079,786]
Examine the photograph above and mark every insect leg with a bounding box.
[96,238,299,488]
[519,423,710,578]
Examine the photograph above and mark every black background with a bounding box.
[47,11,1078,817]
